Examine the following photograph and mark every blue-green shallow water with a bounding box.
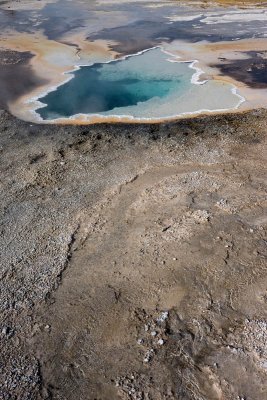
[37,48,194,120]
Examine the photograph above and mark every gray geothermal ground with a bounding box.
[0,109,266,399]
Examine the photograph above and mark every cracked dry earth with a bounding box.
[0,110,267,400]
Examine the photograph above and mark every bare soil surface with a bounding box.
[0,110,266,399]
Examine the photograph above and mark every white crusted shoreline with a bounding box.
[25,46,245,124]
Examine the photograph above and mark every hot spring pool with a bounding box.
[36,47,244,121]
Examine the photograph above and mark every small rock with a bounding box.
[158,339,164,345]
[162,225,171,232]
[2,326,10,336]
[143,349,154,363]
[157,311,169,323]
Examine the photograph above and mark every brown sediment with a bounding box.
[50,108,247,125]
[1,108,266,399]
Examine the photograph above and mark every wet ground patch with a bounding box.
[213,51,267,88]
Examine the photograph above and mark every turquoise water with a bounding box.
[37,48,194,120]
